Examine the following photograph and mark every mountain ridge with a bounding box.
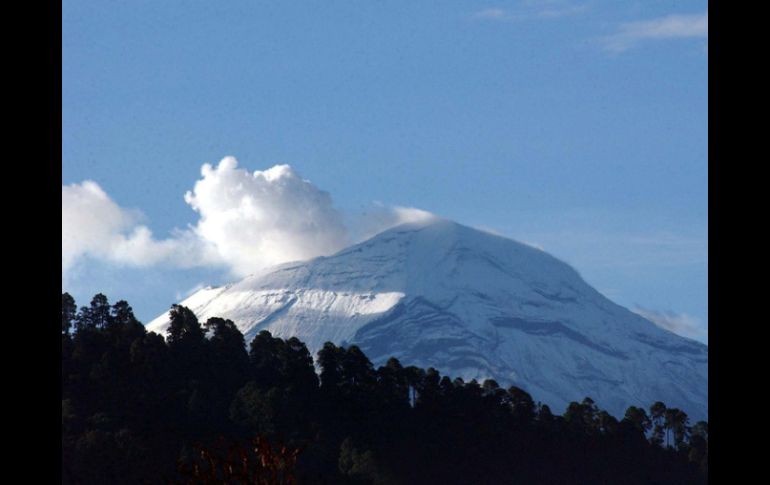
[148,219,707,420]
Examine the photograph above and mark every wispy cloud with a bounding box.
[175,283,207,302]
[353,202,438,242]
[633,306,707,342]
[515,229,707,270]
[602,11,708,53]
[473,1,587,22]
[474,8,507,20]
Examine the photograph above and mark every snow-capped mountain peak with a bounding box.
[147,219,707,420]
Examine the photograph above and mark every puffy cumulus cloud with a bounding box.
[63,181,131,271]
[633,306,707,342]
[62,181,207,273]
[63,156,438,280]
[183,157,350,277]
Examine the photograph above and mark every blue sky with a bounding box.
[62,1,708,342]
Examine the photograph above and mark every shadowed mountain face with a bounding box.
[148,219,707,420]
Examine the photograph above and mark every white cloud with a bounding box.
[473,1,587,21]
[63,157,437,279]
[632,306,707,341]
[354,202,438,242]
[389,206,437,225]
[62,181,203,272]
[522,241,545,251]
[472,225,504,237]
[183,157,350,277]
[474,8,507,20]
[176,282,206,301]
[602,12,708,52]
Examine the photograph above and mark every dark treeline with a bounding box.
[62,293,708,484]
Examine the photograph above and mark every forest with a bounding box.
[62,293,708,484]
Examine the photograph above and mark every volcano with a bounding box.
[148,219,707,419]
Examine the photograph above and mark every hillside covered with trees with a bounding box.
[62,293,708,484]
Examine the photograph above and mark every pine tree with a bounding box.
[62,293,76,335]
[166,305,203,346]
[75,293,111,331]
[649,401,667,447]
[623,406,652,435]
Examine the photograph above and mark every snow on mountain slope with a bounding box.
[147,219,708,420]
